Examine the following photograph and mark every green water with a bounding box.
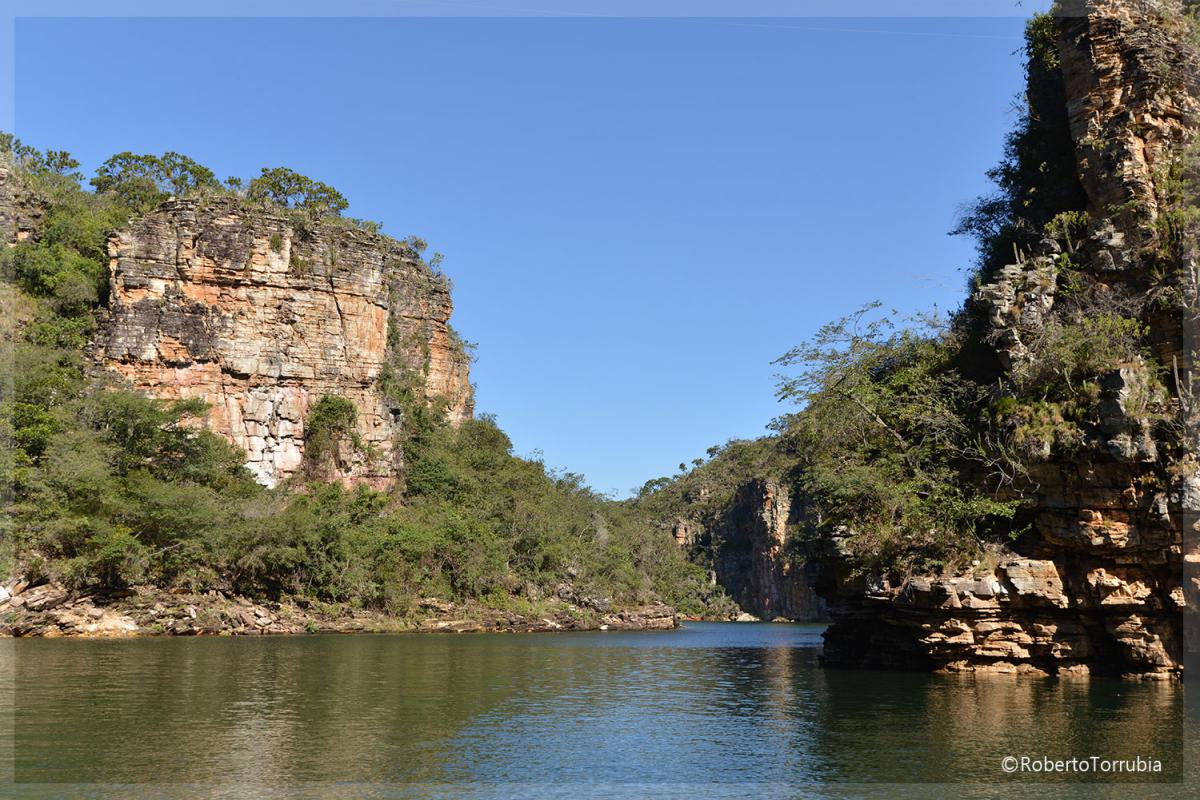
[0,623,1191,798]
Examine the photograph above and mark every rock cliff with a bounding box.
[809,0,1199,679]
[98,197,473,487]
[704,479,825,621]
[657,450,826,622]
[0,156,44,243]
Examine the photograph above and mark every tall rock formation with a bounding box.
[661,465,826,622]
[810,0,1199,678]
[706,479,825,621]
[98,198,473,487]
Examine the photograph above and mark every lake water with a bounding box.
[0,622,1193,798]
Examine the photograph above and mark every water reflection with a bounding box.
[5,623,1186,792]
[809,668,1181,783]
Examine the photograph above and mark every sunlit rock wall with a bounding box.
[99,198,473,487]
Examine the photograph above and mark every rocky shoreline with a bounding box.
[0,580,679,639]
[816,553,1182,681]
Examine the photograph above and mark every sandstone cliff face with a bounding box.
[673,477,825,622]
[812,0,1199,679]
[0,157,44,244]
[0,158,14,243]
[709,479,825,621]
[1061,0,1200,238]
[99,198,473,487]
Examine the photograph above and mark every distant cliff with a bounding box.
[705,478,824,622]
[638,440,825,622]
[98,198,473,487]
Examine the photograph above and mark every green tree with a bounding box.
[91,151,220,211]
[247,167,349,216]
[773,304,1018,574]
[303,395,360,469]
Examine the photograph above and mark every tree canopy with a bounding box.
[247,167,349,216]
[91,151,222,211]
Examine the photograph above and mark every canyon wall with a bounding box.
[668,475,825,622]
[810,0,1199,678]
[706,479,825,621]
[98,198,473,487]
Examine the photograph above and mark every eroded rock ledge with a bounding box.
[98,197,473,488]
[817,553,1181,679]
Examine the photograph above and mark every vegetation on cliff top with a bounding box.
[0,137,720,618]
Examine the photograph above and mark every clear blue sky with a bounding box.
[14,10,1050,496]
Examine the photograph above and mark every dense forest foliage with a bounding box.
[0,138,721,618]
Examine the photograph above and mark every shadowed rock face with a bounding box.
[99,198,473,488]
[710,479,826,622]
[813,0,1200,679]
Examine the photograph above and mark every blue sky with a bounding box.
[14,11,1050,496]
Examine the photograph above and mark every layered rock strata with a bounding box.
[99,198,473,487]
[0,156,45,244]
[814,0,1199,678]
